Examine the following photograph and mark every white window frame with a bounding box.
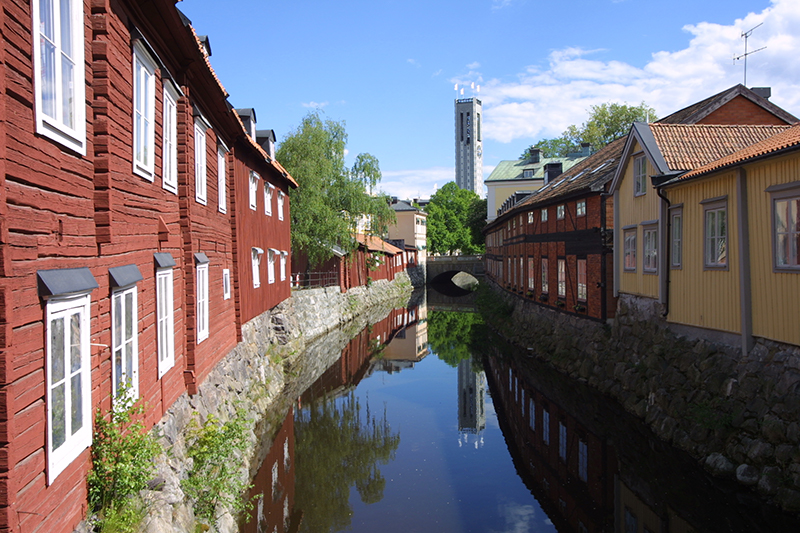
[217,147,227,213]
[578,439,588,482]
[527,257,535,290]
[162,83,178,193]
[576,199,586,217]
[278,191,285,221]
[194,122,207,204]
[265,182,274,216]
[670,208,683,269]
[770,185,800,271]
[527,212,534,224]
[577,259,587,301]
[132,42,157,180]
[633,154,647,196]
[643,225,658,273]
[528,399,536,431]
[559,422,567,461]
[280,251,287,281]
[46,293,92,484]
[703,199,728,269]
[156,268,175,378]
[541,208,548,222]
[222,268,231,300]
[252,247,263,288]
[542,409,550,445]
[32,0,87,155]
[541,257,549,294]
[196,263,209,343]
[557,205,565,220]
[112,285,139,399]
[623,228,637,271]
[557,259,566,298]
[268,249,277,284]
[249,171,260,211]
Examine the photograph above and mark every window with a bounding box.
[528,258,535,290]
[194,122,207,204]
[704,201,727,268]
[523,169,533,179]
[251,247,263,288]
[278,192,285,221]
[671,209,683,268]
[541,209,548,222]
[541,258,549,293]
[625,508,638,533]
[162,84,178,193]
[268,249,276,284]
[222,269,231,300]
[218,147,227,213]
[559,422,567,461]
[577,259,587,301]
[578,440,588,481]
[196,263,209,343]
[528,212,534,224]
[633,155,647,196]
[528,399,535,431]
[265,183,274,216]
[250,171,260,210]
[643,226,658,273]
[46,294,91,483]
[623,228,636,271]
[576,199,586,217]
[280,251,287,281]
[112,286,138,398]
[773,192,800,269]
[33,0,86,154]
[557,205,565,219]
[557,259,566,297]
[156,268,175,378]
[542,409,550,444]
[133,43,156,179]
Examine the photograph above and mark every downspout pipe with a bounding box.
[656,185,671,318]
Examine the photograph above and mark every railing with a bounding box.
[291,271,339,290]
[427,255,483,263]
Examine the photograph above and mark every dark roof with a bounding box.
[517,137,626,209]
[657,84,798,125]
[391,200,421,212]
[234,107,257,122]
[256,129,276,143]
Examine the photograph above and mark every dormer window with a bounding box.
[523,169,534,179]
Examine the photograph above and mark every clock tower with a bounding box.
[454,97,483,195]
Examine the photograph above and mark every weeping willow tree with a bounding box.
[294,392,400,532]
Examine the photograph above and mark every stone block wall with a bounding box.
[484,281,800,513]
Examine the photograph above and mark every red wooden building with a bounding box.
[0,1,295,531]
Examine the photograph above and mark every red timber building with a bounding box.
[0,0,296,531]
[483,84,797,323]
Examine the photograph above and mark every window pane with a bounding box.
[71,373,82,434]
[114,294,122,346]
[41,40,57,119]
[114,348,123,392]
[126,342,133,380]
[60,54,74,128]
[52,382,66,449]
[51,316,65,383]
[70,312,81,372]
[125,291,133,339]
[59,0,72,56]
[40,0,55,39]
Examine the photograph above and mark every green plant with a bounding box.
[182,406,254,527]
[556,299,565,308]
[573,304,586,312]
[366,276,373,287]
[88,389,162,533]
[538,293,548,302]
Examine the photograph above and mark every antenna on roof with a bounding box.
[733,22,766,87]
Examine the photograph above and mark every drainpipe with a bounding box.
[656,186,671,318]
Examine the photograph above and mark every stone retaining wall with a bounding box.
[77,274,413,533]
[484,280,800,514]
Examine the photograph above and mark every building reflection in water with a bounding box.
[458,356,486,450]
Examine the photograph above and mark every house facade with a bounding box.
[387,199,427,264]
[0,1,295,531]
[610,123,798,353]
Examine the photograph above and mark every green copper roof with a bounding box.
[485,154,587,182]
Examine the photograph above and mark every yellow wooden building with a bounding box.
[610,123,798,353]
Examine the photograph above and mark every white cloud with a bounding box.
[488,500,536,533]
[379,167,455,201]
[492,0,516,11]
[301,101,329,109]
[408,58,421,68]
[479,0,800,145]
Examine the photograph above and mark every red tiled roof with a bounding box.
[649,123,791,171]
[232,110,298,188]
[678,122,800,180]
[355,234,403,254]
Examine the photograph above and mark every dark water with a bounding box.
[246,288,800,533]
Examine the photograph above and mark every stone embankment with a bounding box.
[78,273,413,533]
[483,280,800,514]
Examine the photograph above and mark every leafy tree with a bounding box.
[427,311,485,367]
[294,392,400,533]
[277,112,395,266]
[427,182,486,255]
[522,101,656,158]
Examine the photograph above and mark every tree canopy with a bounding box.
[276,112,395,266]
[522,101,656,159]
[426,182,486,255]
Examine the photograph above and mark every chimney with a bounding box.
[751,87,771,100]
[529,148,541,163]
[544,162,562,184]
[580,142,591,156]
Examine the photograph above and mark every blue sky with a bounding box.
[180,0,800,200]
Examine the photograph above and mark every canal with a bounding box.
[243,288,800,533]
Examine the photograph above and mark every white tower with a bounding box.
[454,97,483,194]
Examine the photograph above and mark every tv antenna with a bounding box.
[733,22,766,86]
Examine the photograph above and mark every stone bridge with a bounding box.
[426,255,485,284]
